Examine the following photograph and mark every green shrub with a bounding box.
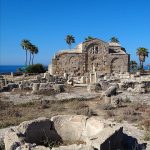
[26,64,46,73]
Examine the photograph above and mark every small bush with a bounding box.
[18,102,35,107]
[101,104,114,110]
[143,131,150,141]
[26,64,46,73]
[119,108,142,123]
[75,107,97,117]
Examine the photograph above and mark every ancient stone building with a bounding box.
[48,38,130,76]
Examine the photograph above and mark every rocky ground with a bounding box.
[0,86,150,149]
[0,74,150,149]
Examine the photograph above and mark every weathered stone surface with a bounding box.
[99,81,110,90]
[19,81,32,90]
[87,83,101,93]
[16,117,60,144]
[51,115,88,142]
[53,84,65,93]
[49,39,129,76]
[133,84,146,93]
[20,144,50,150]
[39,83,52,90]
[4,128,22,150]
[4,115,127,150]
[51,144,94,150]
[91,127,123,150]
[0,83,18,92]
[104,86,117,97]
[32,83,40,93]
[80,76,87,84]
[85,117,104,139]
[104,96,111,104]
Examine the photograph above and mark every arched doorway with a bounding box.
[111,58,123,73]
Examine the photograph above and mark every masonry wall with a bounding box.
[52,53,85,76]
[50,39,130,76]
[106,54,130,73]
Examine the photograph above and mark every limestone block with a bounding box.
[80,76,86,84]
[32,83,40,93]
[17,117,55,144]
[104,96,111,104]
[51,115,88,141]
[4,128,22,150]
[44,72,50,80]
[4,115,125,150]
[53,84,65,92]
[51,144,94,150]
[99,81,110,90]
[104,86,117,97]
[86,77,90,84]
[85,117,104,139]
[91,127,123,150]
[87,83,101,93]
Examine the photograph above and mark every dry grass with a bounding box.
[0,95,150,133]
[0,99,97,128]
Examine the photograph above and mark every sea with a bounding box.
[0,65,149,74]
[0,65,48,74]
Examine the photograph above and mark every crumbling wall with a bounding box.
[52,53,85,76]
[50,39,130,76]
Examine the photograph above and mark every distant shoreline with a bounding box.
[0,65,48,74]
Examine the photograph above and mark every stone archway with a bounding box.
[111,58,123,73]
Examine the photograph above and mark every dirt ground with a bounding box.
[0,86,150,148]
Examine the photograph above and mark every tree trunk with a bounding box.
[141,61,144,70]
[69,44,71,50]
[29,52,32,65]
[32,54,34,65]
[26,50,27,66]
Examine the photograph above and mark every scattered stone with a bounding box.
[53,84,65,93]
[4,115,125,150]
[32,83,40,93]
[104,85,117,97]
[111,96,122,107]
[99,81,110,90]
[87,83,101,93]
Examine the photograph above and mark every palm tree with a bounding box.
[85,36,95,42]
[21,39,31,66]
[110,37,119,43]
[28,43,33,65]
[65,35,75,49]
[136,47,149,70]
[30,45,38,65]
[130,60,138,72]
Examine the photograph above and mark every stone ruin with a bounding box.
[0,72,67,94]
[4,115,146,150]
[49,38,129,77]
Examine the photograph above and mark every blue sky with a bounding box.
[0,0,150,65]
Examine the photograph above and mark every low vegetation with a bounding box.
[25,64,46,73]
[0,94,150,144]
